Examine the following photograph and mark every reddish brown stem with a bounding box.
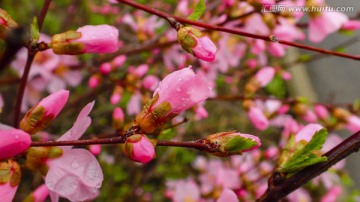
[116,0,360,61]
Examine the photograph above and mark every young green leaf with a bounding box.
[187,0,206,21]
[277,128,328,173]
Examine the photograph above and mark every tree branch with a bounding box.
[116,0,360,61]
[257,130,360,202]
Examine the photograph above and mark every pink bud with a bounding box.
[20,90,69,135]
[255,67,275,87]
[246,59,258,69]
[113,107,124,121]
[281,71,292,80]
[135,67,210,133]
[320,186,342,202]
[248,106,269,131]
[110,93,121,105]
[194,105,208,120]
[295,123,324,143]
[342,20,360,30]
[177,26,217,62]
[314,105,329,119]
[112,55,127,67]
[264,146,279,159]
[99,62,112,75]
[346,115,360,133]
[75,25,119,53]
[0,129,31,160]
[89,144,101,156]
[217,189,239,202]
[133,64,149,77]
[142,75,160,91]
[192,35,217,62]
[302,110,318,123]
[32,184,49,202]
[124,135,155,163]
[88,75,100,88]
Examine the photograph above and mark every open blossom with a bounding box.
[177,26,217,62]
[123,134,155,163]
[51,24,119,54]
[0,128,31,160]
[43,101,103,202]
[135,67,210,133]
[309,11,348,43]
[20,89,69,135]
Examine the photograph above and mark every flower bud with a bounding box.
[88,75,101,88]
[99,62,112,75]
[0,160,21,202]
[112,107,124,130]
[51,24,119,55]
[205,132,261,157]
[248,106,269,131]
[177,26,217,62]
[134,67,210,133]
[0,8,18,28]
[23,184,49,202]
[20,90,69,135]
[0,128,31,160]
[123,134,156,163]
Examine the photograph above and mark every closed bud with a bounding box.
[20,90,69,135]
[177,26,217,62]
[23,184,49,202]
[0,128,31,160]
[51,24,119,55]
[112,107,124,130]
[205,132,261,157]
[0,8,18,28]
[123,134,156,163]
[134,67,210,133]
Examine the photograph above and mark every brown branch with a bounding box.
[117,0,360,61]
[257,130,360,202]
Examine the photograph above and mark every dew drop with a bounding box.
[71,161,80,169]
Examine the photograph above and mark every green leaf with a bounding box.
[264,74,286,98]
[187,0,206,21]
[30,17,39,43]
[278,128,328,173]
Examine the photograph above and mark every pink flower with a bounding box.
[314,104,329,119]
[166,178,200,202]
[45,101,103,202]
[112,55,127,67]
[287,188,311,202]
[51,24,119,54]
[0,160,21,202]
[89,144,102,156]
[177,26,217,62]
[346,115,360,133]
[100,62,112,75]
[295,123,324,143]
[255,67,275,87]
[217,189,239,202]
[309,12,348,43]
[248,106,269,131]
[142,75,160,91]
[192,35,217,62]
[123,134,155,163]
[30,184,49,202]
[342,20,360,30]
[20,89,69,135]
[110,93,121,105]
[320,186,342,202]
[194,105,208,120]
[135,67,210,133]
[0,128,31,160]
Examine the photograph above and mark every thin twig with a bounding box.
[116,0,360,61]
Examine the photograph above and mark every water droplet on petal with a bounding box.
[71,161,80,169]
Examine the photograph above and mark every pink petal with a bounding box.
[153,67,210,114]
[255,67,275,87]
[75,25,119,53]
[46,149,103,202]
[0,129,31,160]
[39,89,69,117]
[58,101,94,149]
[217,189,239,202]
[295,123,324,143]
[192,35,217,62]
[33,184,49,202]
[0,182,18,202]
[248,106,269,131]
